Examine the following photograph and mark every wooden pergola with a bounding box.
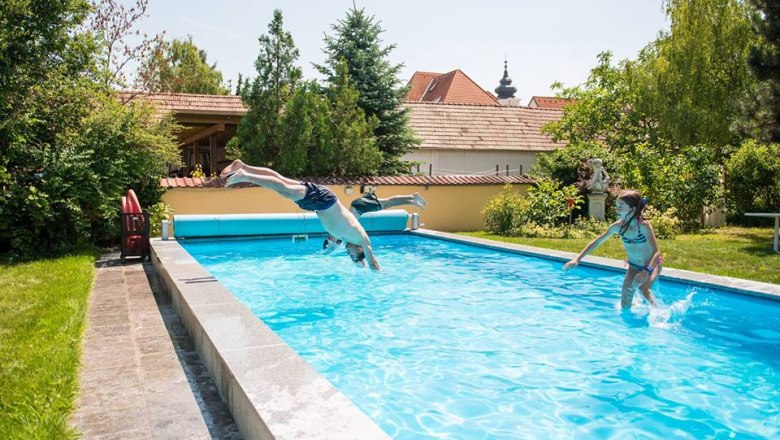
[119,92,247,177]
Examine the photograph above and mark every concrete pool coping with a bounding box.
[151,229,779,439]
[150,238,389,440]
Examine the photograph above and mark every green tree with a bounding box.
[138,36,229,94]
[276,82,319,175]
[725,140,780,218]
[544,52,655,157]
[0,0,179,259]
[743,0,780,142]
[633,0,757,157]
[316,7,418,175]
[229,9,302,167]
[326,59,382,176]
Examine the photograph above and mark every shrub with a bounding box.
[482,184,525,235]
[0,93,180,259]
[510,217,611,239]
[518,178,583,227]
[725,140,780,223]
[644,205,682,239]
[148,202,174,237]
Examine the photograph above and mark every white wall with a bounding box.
[403,149,545,176]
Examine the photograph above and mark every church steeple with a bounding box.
[494,60,517,100]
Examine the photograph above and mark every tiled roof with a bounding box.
[404,101,564,152]
[118,91,247,115]
[406,72,442,101]
[406,70,498,105]
[528,96,575,109]
[160,174,535,189]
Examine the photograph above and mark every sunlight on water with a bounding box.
[182,235,780,439]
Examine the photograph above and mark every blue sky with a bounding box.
[132,0,669,104]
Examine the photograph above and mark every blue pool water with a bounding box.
[182,234,780,439]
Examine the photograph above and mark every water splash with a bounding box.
[647,290,697,328]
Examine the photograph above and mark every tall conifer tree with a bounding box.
[747,0,780,141]
[316,7,418,175]
[229,9,302,167]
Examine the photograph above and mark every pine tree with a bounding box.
[327,59,382,177]
[316,7,418,175]
[235,73,244,96]
[747,0,780,142]
[228,9,302,166]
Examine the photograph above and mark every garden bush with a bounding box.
[482,184,525,235]
[0,93,180,259]
[518,178,583,227]
[482,179,584,236]
[148,202,174,237]
[644,205,682,239]
[725,140,780,223]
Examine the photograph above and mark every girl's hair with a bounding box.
[617,190,646,234]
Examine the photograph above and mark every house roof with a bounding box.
[118,91,247,115]
[404,101,564,152]
[406,70,498,105]
[528,96,575,109]
[161,174,534,189]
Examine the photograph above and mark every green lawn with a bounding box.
[460,227,780,285]
[0,253,95,439]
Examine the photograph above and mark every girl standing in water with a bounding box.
[563,190,662,308]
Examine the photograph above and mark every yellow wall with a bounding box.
[162,184,530,232]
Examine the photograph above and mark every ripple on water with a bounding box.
[182,235,780,439]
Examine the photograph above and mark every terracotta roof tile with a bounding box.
[404,101,564,152]
[161,174,535,189]
[406,72,441,101]
[406,70,498,105]
[118,91,247,115]
[528,96,576,109]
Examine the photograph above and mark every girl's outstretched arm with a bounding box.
[563,221,621,270]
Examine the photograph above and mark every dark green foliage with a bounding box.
[325,59,382,176]
[229,9,302,168]
[316,7,418,174]
[138,36,230,95]
[725,140,780,222]
[0,1,180,259]
[746,0,780,142]
[230,11,380,177]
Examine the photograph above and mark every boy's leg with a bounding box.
[377,193,426,209]
[226,169,306,201]
[221,160,300,186]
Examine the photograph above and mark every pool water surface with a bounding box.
[182,234,780,439]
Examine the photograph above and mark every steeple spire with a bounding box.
[495,60,517,100]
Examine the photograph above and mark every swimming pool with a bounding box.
[178,232,780,439]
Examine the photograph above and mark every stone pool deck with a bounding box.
[71,253,242,439]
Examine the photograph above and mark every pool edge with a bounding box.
[411,229,780,301]
[150,238,390,440]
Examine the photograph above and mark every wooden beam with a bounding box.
[179,123,225,146]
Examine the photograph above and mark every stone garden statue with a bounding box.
[586,158,609,193]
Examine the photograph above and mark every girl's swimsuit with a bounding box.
[619,229,647,244]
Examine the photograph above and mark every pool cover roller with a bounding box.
[173,209,414,238]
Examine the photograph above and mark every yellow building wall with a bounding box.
[162,184,530,232]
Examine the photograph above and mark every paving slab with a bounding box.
[72,252,242,439]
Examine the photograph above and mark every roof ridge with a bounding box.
[450,70,498,103]
[119,90,241,99]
